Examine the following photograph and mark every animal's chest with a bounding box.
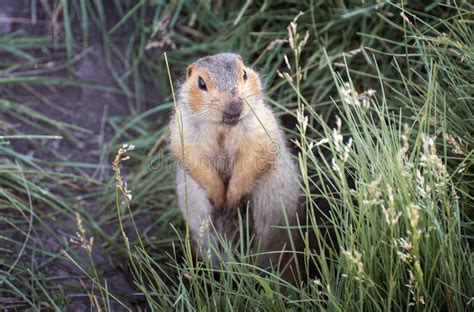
[211,129,240,183]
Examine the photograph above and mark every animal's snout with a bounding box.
[223,100,243,120]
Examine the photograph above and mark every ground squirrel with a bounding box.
[169,53,300,277]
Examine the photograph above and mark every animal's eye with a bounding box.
[243,70,247,81]
[198,76,207,91]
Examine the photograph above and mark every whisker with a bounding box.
[241,92,263,99]
[193,107,221,118]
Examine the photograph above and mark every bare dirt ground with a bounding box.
[1,1,129,163]
[1,1,149,309]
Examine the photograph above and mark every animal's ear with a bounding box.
[236,54,244,63]
[186,64,195,78]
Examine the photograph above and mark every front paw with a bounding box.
[209,193,225,209]
[225,188,243,208]
[208,183,225,209]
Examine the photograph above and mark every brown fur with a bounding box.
[170,53,300,282]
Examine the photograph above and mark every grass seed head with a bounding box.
[112,144,135,201]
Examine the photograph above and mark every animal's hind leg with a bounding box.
[176,166,214,247]
[176,166,241,267]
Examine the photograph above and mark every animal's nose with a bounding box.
[223,100,243,119]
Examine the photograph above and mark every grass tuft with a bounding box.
[0,1,472,310]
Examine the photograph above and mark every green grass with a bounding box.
[0,1,473,310]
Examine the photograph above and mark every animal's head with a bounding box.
[181,53,262,126]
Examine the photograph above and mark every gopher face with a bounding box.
[183,53,263,126]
